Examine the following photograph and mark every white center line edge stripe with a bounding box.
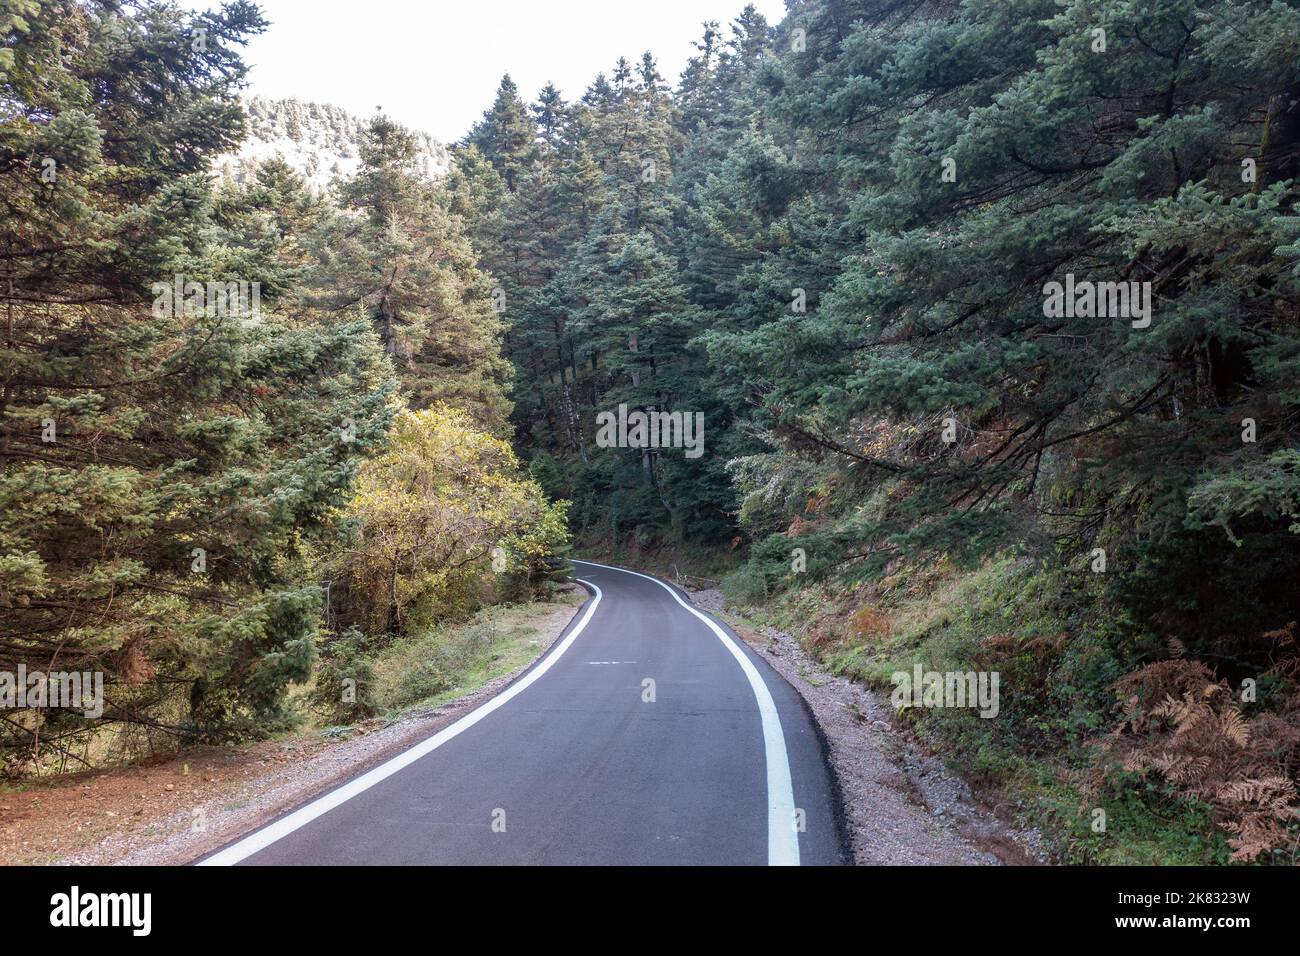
[570,559,800,867]
[196,578,604,866]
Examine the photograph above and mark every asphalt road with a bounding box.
[199,560,846,865]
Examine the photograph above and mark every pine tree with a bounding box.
[315,115,511,429]
[465,74,536,191]
[531,82,570,153]
[0,0,394,755]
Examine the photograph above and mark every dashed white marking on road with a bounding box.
[571,559,801,866]
[197,579,605,866]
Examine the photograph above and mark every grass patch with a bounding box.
[370,596,581,716]
[297,590,585,730]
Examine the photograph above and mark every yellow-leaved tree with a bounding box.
[330,405,568,636]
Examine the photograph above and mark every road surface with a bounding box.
[199,560,847,865]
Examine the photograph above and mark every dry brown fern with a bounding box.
[849,605,891,640]
[1104,634,1300,862]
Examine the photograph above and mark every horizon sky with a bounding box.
[179,0,791,143]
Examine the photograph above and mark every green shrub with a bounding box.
[310,628,378,723]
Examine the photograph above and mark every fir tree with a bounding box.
[316,115,511,429]
[0,0,393,752]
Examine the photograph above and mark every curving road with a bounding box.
[198,560,846,866]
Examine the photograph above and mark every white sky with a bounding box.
[179,0,791,143]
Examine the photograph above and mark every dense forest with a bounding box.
[4,0,1300,863]
[445,0,1300,862]
[1,0,564,765]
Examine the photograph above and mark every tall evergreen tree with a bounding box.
[465,74,536,191]
[316,115,511,429]
[0,0,393,755]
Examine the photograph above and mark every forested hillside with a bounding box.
[446,1,1300,861]
[212,96,449,191]
[3,0,1299,865]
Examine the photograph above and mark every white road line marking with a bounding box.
[197,579,604,866]
[570,559,801,866]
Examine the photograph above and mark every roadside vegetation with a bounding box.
[310,585,578,727]
[718,558,1238,864]
[0,595,582,866]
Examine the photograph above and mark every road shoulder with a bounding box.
[688,585,1043,865]
[3,591,586,866]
